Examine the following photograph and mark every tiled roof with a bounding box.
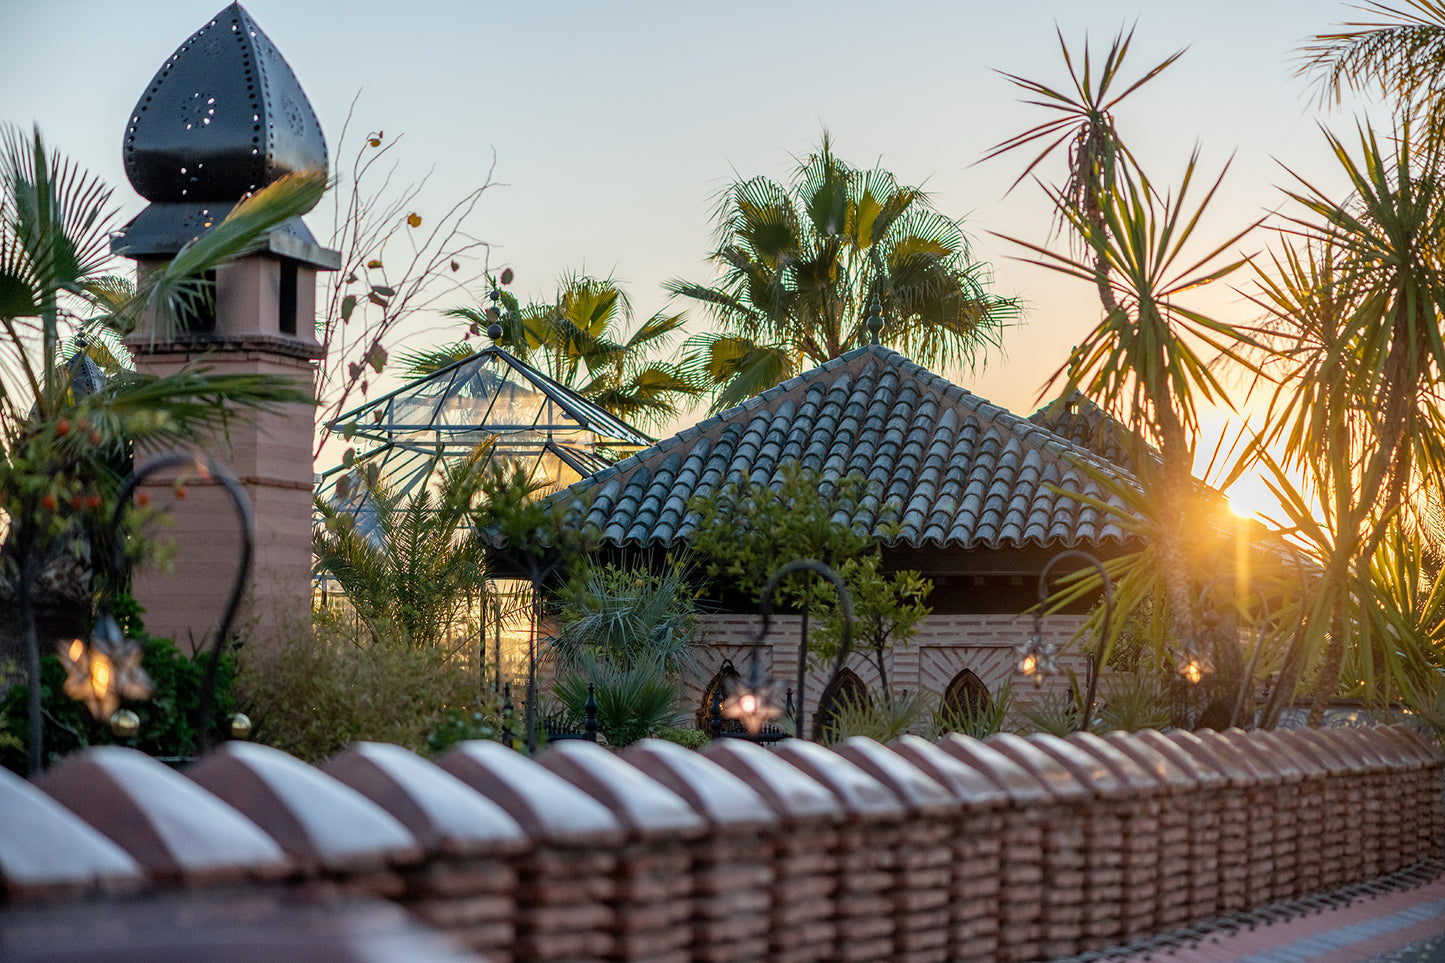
[557,345,1137,551]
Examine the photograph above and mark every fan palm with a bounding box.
[432,273,699,429]
[1,124,325,770]
[668,132,1019,412]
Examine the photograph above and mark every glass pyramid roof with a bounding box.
[318,345,653,509]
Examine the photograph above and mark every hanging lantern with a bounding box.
[721,659,784,735]
[58,612,153,721]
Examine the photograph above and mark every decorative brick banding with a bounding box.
[3,727,1441,961]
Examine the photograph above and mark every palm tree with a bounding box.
[989,31,1258,682]
[1299,1,1445,130]
[313,448,491,651]
[423,273,699,429]
[0,124,325,769]
[668,133,1020,412]
[1250,120,1445,723]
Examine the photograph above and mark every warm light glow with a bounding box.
[68,638,84,662]
[1179,658,1204,685]
[1226,470,1278,521]
[90,654,112,695]
[739,694,758,714]
[1018,654,1038,676]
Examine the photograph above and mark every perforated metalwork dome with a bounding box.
[113,2,337,266]
[318,346,653,519]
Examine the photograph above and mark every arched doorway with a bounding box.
[695,660,742,729]
[812,667,870,741]
[940,669,992,734]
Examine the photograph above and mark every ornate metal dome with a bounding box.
[114,2,337,266]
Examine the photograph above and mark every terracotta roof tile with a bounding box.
[559,346,1136,551]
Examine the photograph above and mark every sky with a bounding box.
[0,0,1385,508]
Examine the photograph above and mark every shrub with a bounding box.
[237,619,487,762]
[932,679,1012,740]
[821,689,935,745]
[550,657,683,748]
[0,595,239,773]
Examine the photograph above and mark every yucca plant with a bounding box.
[550,656,683,748]
[821,688,935,746]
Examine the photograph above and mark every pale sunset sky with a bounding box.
[0,0,1384,514]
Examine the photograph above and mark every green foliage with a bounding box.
[440,272,700,429]
[653,726,708,749]
[237,618,486,763]
[314,448,493,650]
[1010,685,1083,737]
[669,131,1018,412]
[1092,671,1172,733]
[424,706,502,755]
[821,688,935,745]
[547,563,699,676]
[0,626,239,773]
[550,657,683,747]
[689,463,930,678]
[933,679,1012,740]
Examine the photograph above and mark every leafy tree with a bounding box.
[1248,117,1445,722]
[668,133,1019,412]
[688,463,931,695]
[431,272,699,429]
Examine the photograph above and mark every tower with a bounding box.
[114,3,338,649]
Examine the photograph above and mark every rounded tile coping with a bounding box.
[1250,729,1328,778]
[985,732,1092,802]
[889,735,1011,810]
[538,741,707,840]
[1289,728,1368,774]
[437,740,624,846]
[0,766,144,901]
[701,738,843,824]
[188,742,422,874]
[773,739,907,819]
[1313,727,1390,771]
[1163,730,1255,788]
[1215,728,1303,782]
[1193,728,1285,785]
[1130,729,1226,789]
[1377,725,1443,766]
[832,737,956,816]
[935,733,1053,805]
[322,742,530,858]
[1064,731,1165,794]
[1272,728,1352,776]
[33,746,289,885]
[1026,733,1130,799]
[622,739,777,830]
[1101,730,1199,792]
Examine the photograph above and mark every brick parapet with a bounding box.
[3,726,1442,960]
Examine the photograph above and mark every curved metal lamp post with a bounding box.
[46,453,254,769]
[1015,549,1114,733]
[722,559,855,742]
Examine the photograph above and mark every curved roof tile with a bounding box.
[555,346,1136,550]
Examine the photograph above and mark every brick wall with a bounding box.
[687,612,1090,723]
[2,726,1440,961]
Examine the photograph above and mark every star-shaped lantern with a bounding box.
[720,658,784,735]
[58,612,154,721]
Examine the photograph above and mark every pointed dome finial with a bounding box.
[115,2,335,266]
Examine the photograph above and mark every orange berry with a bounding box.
[136,492,150,507]
[41,494,56,512]
[70,495,85,510]
[56,419,70,436]
[89,430,102,445]
[174,487,187,500]
[87,494,102,510]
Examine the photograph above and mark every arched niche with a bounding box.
[695,659,742,728]
[812,667,870,741]
[940,668,992,732]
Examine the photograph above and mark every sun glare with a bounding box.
[1226,471,1279,522]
